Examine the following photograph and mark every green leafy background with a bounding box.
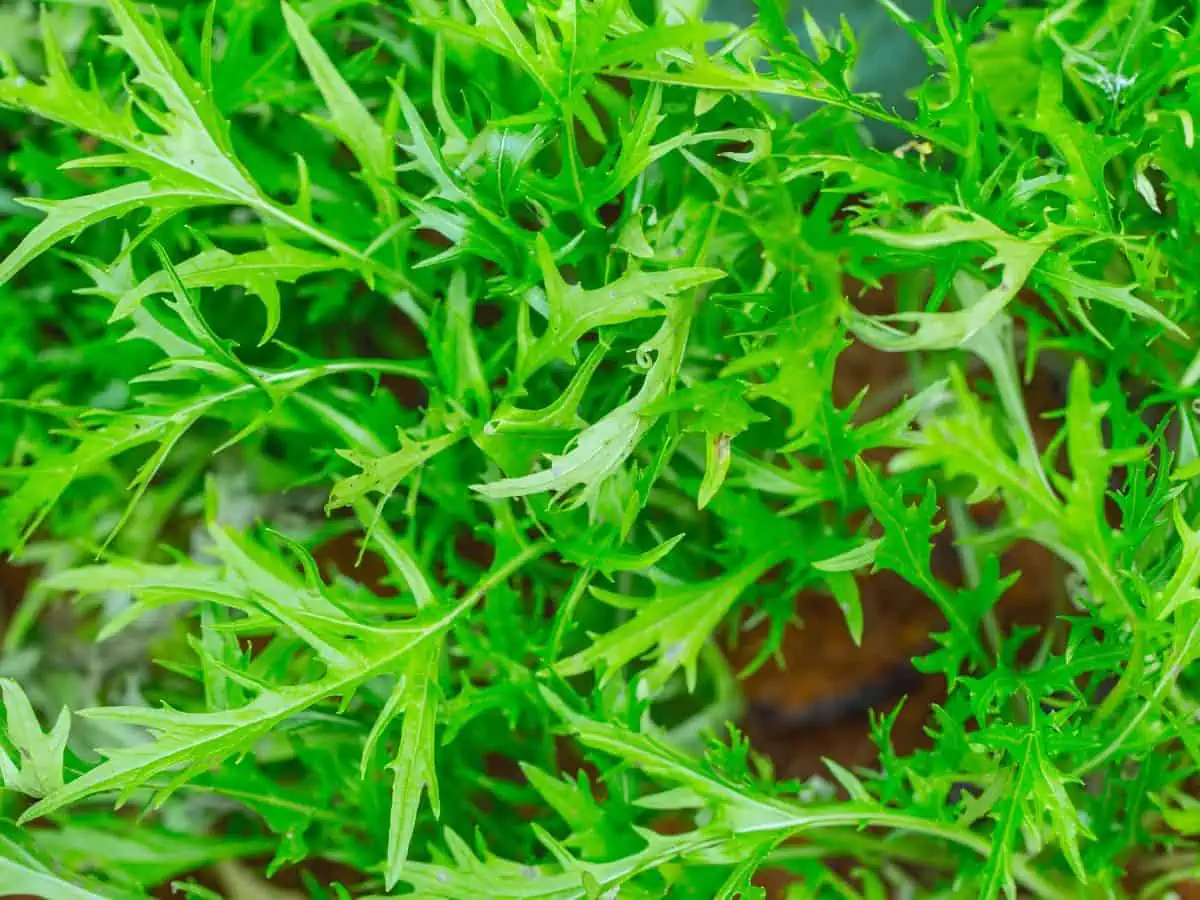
[0,0,1198,897]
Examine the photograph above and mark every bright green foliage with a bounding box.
[0,681,69,798]
[0,0,1198,897]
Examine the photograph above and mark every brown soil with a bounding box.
[726,291,1077,893]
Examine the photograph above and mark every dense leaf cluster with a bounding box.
[0,0,1198,896]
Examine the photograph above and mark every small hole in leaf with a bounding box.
[455,528,495,570]
[597,199,623,227]
[573,115,606,166]
[381,374,428,411]
[474,302,503,329]
[510,201,543,232]
[600,74,633,97]
[554,210,584,236]
[415,228,453,250]
[716,138,752,158]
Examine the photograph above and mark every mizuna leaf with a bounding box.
[0,0,417,293]
[326,428,467,513]
[0,680,70,799]
[0,0,253,201]
[3,1,1198,895]
[0,183,224,289]
[477,296,696,506]
[1031,45,1127,229]
[721,261,841,437]
[0,822,141,900]
[644,379,768,508]
[854,458,988,673]
[390,823,730,900]
[111,242,350,344]
[517,235,722,382]
[104,0,251,189]
[474,401,648,506]
[281,1,396,217]
[981,724,1093,900]
[22,540,544,823]
[1153,504,1200,620]
[370,642,441,889]
[459,0,562,95]
[30,819,271,890]
[538,692,1062,896]
[394,83,468,205]
[0,356,426,554]
[355,511,442,889]
[556,554,776,691]
[0,0,257,285]
[431,269,489,412]
[846,209,1059,352]
[519,763,625,859]
[475,341,608,476]
[1038,254,1185,340]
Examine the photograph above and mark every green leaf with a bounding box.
[282,1,396,217]
[2,1,1198,895]
[0,822,143,900]
[0,0,414,291]
[477,297,697,508]
[0,183,224,289]
[0,352,422,554]
[981,725,1093,899]
[644,379,768,508]
[112,243,350,344]
[517,235,722,382]
[32,819,270,890]
[368,641,442,889]
[846,210,1058,352]
[356,511,443,889]
[24,528,543,822]
[327,427,466,513]
[1031,45,1127,228]
[1038,254,1184,341]
[854,458,988,671]
[722,305,839,438]
[476,340,608,477]
[431,269,489,413]
[1153,504,1200,620]
[556,554,776,691]
[0,680,69,799]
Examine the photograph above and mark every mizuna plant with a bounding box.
[0,0,1197,896]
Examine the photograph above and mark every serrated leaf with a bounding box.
[477,298,696,508]
[854,458,987,670]
[1039,254,1184,340]
[518,234,722,382]
[0,680,69,799]
[0,183,223,289]
[282,1,395,217]
[327,428,466,513]
[32,819,270,890]
[113,243,349,344]
[369,642,442,889]
[0,822,142,900]
[847,210,1057,352]
[556,554,775,691]
[23,530,543,823]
